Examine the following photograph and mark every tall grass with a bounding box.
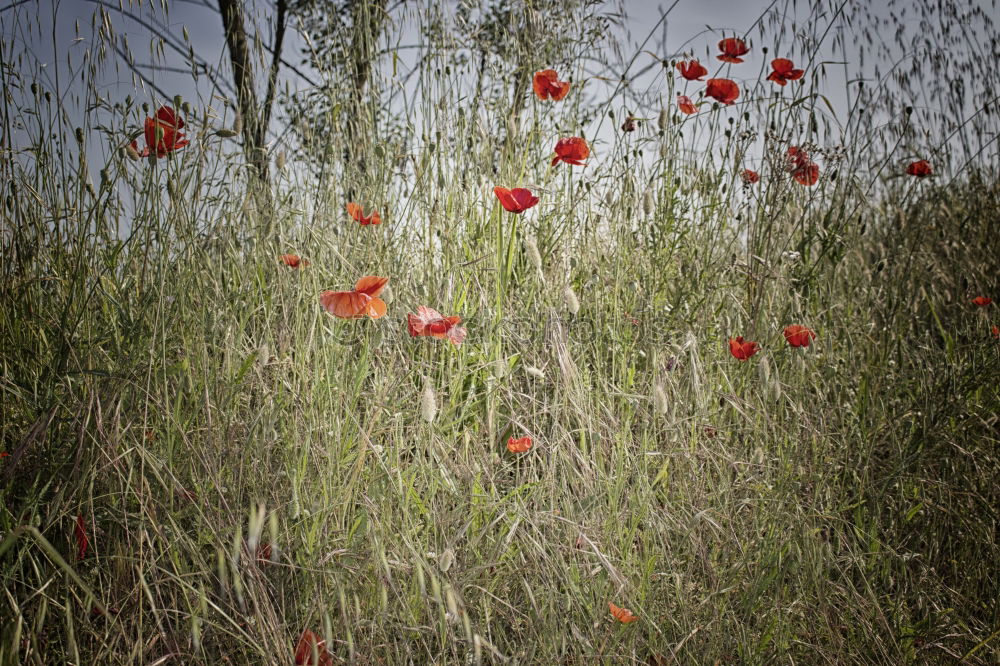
[2,0,999,663]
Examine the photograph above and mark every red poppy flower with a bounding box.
[705,78,740,105]
[346,202,381,225]
[533,69,571,101]
[551,137,589,166]
[280,254,308,268]
[294,629,332,666]
[787,147,819,186]
[407,305,467,346]
[507,435,532,453]
[717,37,750,63]
[493,186,539,214]
[75,514,89,560]
[320,276,389,319]
[608,602,639,623]
[676,60,708,81]
[677,94,698,115]
[0,451,9,458]
[741,169,760,184]
[137,106,189,158]
[729,336,760,361]
[991,325,999,338]
[783,325,816,348]
[767,58,805,86]
[971,296,992,307]
[906,160,932,177]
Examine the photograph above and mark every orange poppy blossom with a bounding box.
[75,514,89,560]
[906,159,932,177]
[294,629,332,666]
[787,146,820,186]
[608,602,639,623]
[346,202,381,225]
[729,336,760,361]
[493,186,539,214]
[971,296,992,307]
[279,254,308,268]
[407,305,468,346]
[533,69,571,101]
[767,58,805,86]
[676,59,708,81]
[131,105,188,158]
[705,78,740,105]
[551,137,589,166]
[677,94,698,115]
[320,276,389,319]
[506,435,532,453]
[717,37,750,63]
[741,169,760,184]
[783,325,817,348]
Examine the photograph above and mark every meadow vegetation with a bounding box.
[1,0,999,663]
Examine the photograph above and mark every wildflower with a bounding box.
[783,325,817,348]
[493,186,539,214]
[136,105,189,158]
[320,276,389,319]
[677,94,698,115]
[507,435,532,453]
[767,58,805,86]
[729,336,760,361]
[787,147,819,186]
[705,78,740,105]
[533,69,571,101]
[991,325,999,338]
[717,37,750,63]
[346,202,381,225]
[971,296,992,307]
[294,629,332,666]
[279,254,308,268]
[75,514,89,560]
[551,137,589,166]
[608,602,639,623]
[408,306,467,346]
[906,160,932,177]
[741,169,760,184]
[676,60,708,81]
[621,114,637,132]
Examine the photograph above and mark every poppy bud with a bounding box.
[31,81,38,95]
[75,127,85,144]
[420,377,437,423]
[173,94,183,109]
